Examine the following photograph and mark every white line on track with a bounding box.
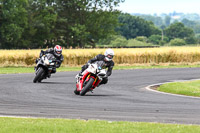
[145,78,200,99]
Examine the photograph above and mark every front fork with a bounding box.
[91,77,101,90]
[85,74,100,90]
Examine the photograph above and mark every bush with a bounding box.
[184,36,198,44]
[195,34,200,44]
[97,35,128,47]
[127,39,154,46]
[135,36,148,43]
[148,35,161,44]
[110,35,128,47]
[169,38,186,46]
[148,35,169,45]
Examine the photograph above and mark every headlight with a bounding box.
[44,59,50,65]
[98,69,106,77]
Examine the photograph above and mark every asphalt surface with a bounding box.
[1,68,200,124]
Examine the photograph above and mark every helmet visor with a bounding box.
[56,51,61,54]
[107,54,113,59]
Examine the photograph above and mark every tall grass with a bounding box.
[1,47,200,67]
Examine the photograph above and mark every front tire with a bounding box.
[33,67,44,83]
[80,78,95,96]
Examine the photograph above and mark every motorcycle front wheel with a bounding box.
[80,78,95,96]
[33,67,44,83]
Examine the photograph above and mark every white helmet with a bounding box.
[54,45,62,57]
[104,49,114,61]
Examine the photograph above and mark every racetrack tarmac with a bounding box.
[1,68,200,124]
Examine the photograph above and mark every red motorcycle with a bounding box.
[74,61,107,96]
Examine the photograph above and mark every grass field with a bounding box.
[1,117,200,133]
[1,47,200,66]
[158,80,200,97]
[1,64,200,74]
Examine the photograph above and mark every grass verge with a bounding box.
[1,64,200,74]
[0,66,81,74]
[0,117,200,133]
[158,80,200,97]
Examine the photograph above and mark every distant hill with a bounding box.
[131,11,200,22]
[131,12,200,34]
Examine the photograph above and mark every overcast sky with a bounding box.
[117,0,200,14]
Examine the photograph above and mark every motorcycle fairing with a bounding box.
[76,70,98,91]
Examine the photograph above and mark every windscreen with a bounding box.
[46,54,56,61]
[95,61,106,69]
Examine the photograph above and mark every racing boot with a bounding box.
[75,72,82,79]
[47,73,51,78]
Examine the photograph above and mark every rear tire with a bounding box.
[80,78,95,96]
[33,67,44,83]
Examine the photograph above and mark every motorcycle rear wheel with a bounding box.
[80,78,95,96]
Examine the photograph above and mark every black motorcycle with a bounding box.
[33,53,57,83]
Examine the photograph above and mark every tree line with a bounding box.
[0,0,198,49]
[0,0,124,49]
[115,13,197,46]
[97,13,197,47]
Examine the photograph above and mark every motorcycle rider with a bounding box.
[77,48,115,86]
[36,45,64,74]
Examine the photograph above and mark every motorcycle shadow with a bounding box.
[39,82,69,85]
[83,94,119,97]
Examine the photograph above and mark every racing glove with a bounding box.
[39,50,44,58]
